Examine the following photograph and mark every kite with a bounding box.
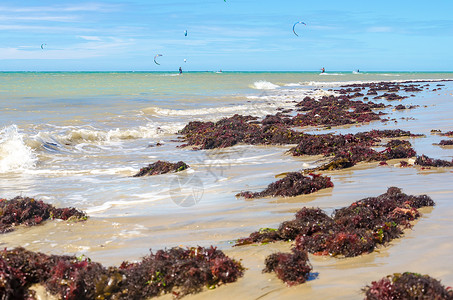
[292,21,306,37]
[40,43,46,49]
[184,30,188,36]
[154,54,163,65]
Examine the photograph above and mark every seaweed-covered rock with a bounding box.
[0,197,87,233]
[414,155,453,167]
[363,272,453,300]
[236,173,333,199]
[0,246,244,299]
[133,160,189,177]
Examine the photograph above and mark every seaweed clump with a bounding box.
[414,155,453,167]
[236,187,433,255]
[179,114,304,149]
[440,131,453,137]
[133,160,189,177]
[438,140,453,146]
[363,272,453,300]
[236,173,333,199]
[0,196,87,233]
[235,188,434,285]
[263,249,312,286]
[292,95,386,127]
[0,246,244,299]
[178,92,390,150]
[289,130,419,171]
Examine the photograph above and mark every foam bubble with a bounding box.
[0,125,37,173]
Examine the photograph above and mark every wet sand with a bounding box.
[1,81,453,299]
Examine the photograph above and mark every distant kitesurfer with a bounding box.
[179,67,182,74]
[321,67,325,73]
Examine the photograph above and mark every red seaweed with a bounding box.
[178,93,392,150]
[374,93,408,101]
[236,187,433,254]
[236,173,333,199]
[289,130,418,171]
[363,272,453,300]
[263,249,312,285]
[0,246,244,299]
[292,94,386,127]
[438,140,453,146]
[394,104,418,110]
[440,131,453,137]
[133,160,189,177]
[235,188,434,285]
[414,155,453,167]
[0,197,87,234]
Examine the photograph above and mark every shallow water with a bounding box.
[1,71,453,299]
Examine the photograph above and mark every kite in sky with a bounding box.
[292,21,306,36]
[154,54,162,65]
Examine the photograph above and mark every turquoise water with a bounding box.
[0,72,453,296]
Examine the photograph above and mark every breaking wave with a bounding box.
[0,125,38,173]
[250,80,280,90]
[33,123,185,146]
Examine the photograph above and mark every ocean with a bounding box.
[1,71,453,299]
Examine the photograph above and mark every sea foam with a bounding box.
[0,125,37,172]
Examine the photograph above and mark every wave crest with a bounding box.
[250,80,280,90]
[0,125,37,173]
[61,123,183,144]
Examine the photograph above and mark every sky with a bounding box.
[0,0,452,71]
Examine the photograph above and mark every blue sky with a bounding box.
[0,0,452,71]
